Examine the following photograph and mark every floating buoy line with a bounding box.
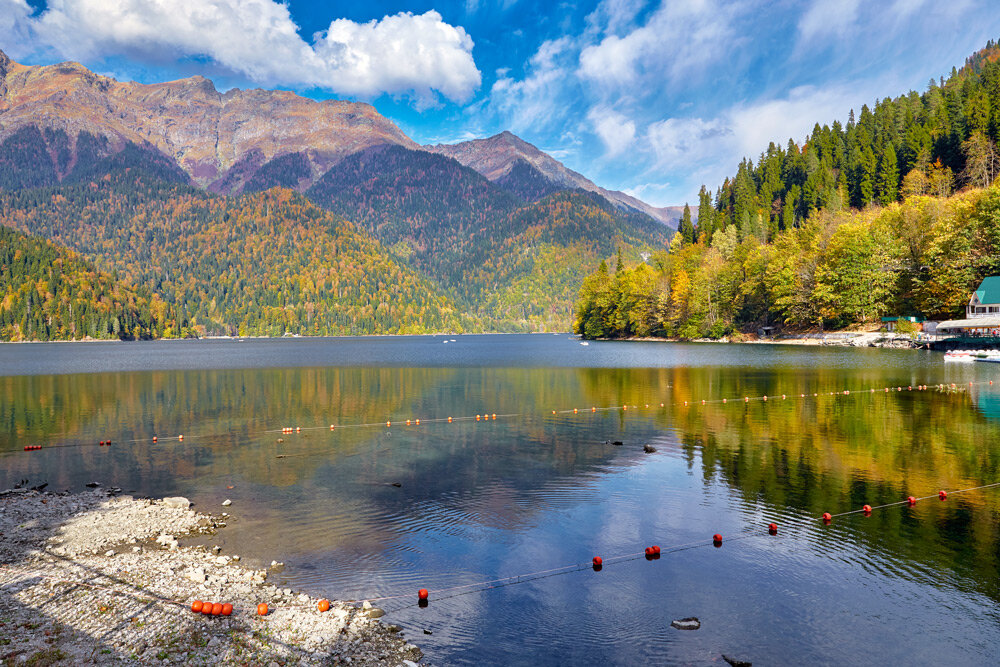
[33,479,1000,620]
[10,378,995,457]
[10,378,1000,617]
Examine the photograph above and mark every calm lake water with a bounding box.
[2,335,1000,664]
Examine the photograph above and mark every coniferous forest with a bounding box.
[575,41,1000,339]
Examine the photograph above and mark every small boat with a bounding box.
[580,341,589,346]
[944,351,976,362]
[974,355,1000,363]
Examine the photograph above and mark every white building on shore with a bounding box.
[937,277,1000,335]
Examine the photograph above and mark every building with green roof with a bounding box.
[937,277,1000,334]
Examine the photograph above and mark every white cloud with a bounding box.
[798,0,862,42]
[578,0,737,89]
[647,117,732,167]
[0,0,36,60]
[487,37,576,132]
[587,106,635,156]
[7,1,480,104]
[645,83,882,199]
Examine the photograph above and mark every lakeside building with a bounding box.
[937,276,1000,335]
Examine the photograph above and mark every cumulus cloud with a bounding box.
[5,1,480,104]
[587,106,636,157]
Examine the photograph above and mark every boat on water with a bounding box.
[944,349,1000,362]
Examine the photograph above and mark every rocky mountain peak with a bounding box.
[0,50,417,190]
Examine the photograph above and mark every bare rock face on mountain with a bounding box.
[425,131,678,227]
[0,50,416,191]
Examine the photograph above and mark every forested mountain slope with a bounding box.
[0,225,181,340]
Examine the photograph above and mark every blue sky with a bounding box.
[3,1,1000,206]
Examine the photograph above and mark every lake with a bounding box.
[2,334,999,664]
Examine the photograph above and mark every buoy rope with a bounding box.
[10,379,993,456]
[335,479,1000,609]
[826,480,1000,517]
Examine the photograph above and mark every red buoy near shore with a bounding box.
[939,490,948,500]
[862,504,872,514]
[652,545,661,555]
[211,602,223,615]
[592,556,602,568]
[257,603,269,616]
[221,603,233,616]
[908,496,916,505]
[768,523,777,535]
[712,534,722,546]
[418,589,429,601]
[191,600,203,613]
[822,512,832,522]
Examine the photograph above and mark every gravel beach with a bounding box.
[0,488,422,665]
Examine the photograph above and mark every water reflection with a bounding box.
[2,339,999,663]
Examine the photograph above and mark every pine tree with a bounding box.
[680,203,695,243]
[875,142,900,205]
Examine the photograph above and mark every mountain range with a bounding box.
[0,49,673,339]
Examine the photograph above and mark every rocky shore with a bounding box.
[0,488,422,665]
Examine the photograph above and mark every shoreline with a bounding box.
[593,331,925,349]
[0,488,422,665]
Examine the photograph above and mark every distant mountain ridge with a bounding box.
[426,131,681,227]
[0,49,416,192]
[0,48,674,337]
[0,49,678,221]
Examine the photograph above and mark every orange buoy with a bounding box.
[652,545,661,555]
[415,419,420,425]
[763,395,767,401]
[191,600,204,613]
[418,589,429,601]
[492,414,497,420]
[907,496,916,505]
[712,534,722,546]
[448,417,453,423]
[723,398,727,403]
[745,397,749,402]
[822,512,832,522]
[330,425,335,431]
[939,490,948,500]
[592,407,597,412]
[406,419,411,426]
[201,602,214,616]
[211,602,223,616]
[477,415,482,421]
[768,523,777,535]
[386,421,391,427]
[257,603,269,616]
[318,599,330,612]
[221,603,233,616]
[574,408,578,414]
[782,394,786,400]
[152,436,158,443]
[862,504,872,513]
[179,435,184,441]
[701,400,706,405]
[592,556,602,568]
[623,405,628,410]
